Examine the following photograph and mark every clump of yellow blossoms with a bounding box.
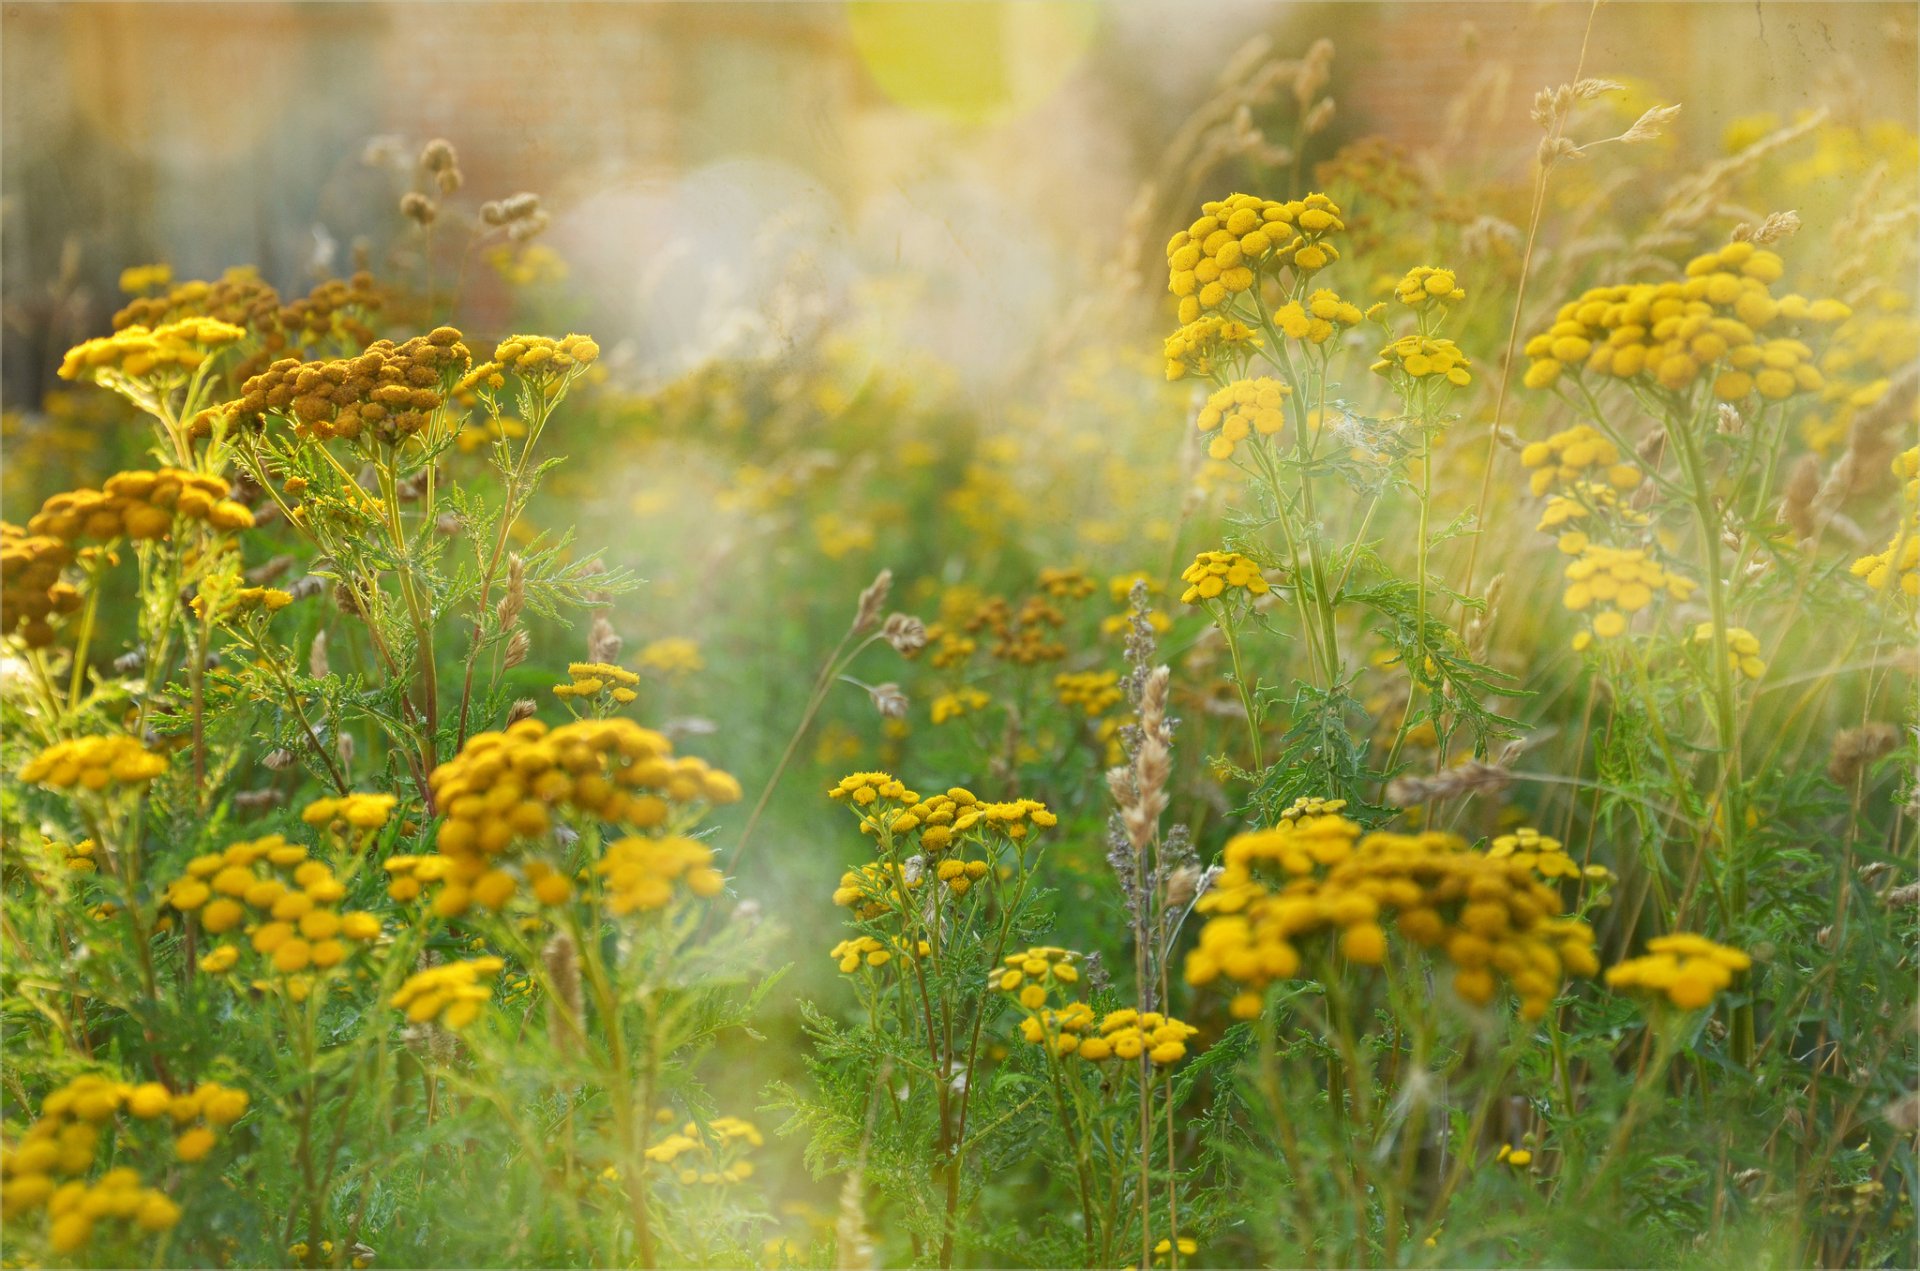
[1185,813,1600,1020]
[27,469,254,542]
[1604,933,1751,1010]
[830,934,928,972]
[1018,1001,1095,1055]
[931,687,989,725]
[1180,550,1270,605]
[1521,241,1850,398]
[1036,566,1097,600]
[832,860,919,918]
[234,327,471,443]
[57,318,246,384]
[828,773,1056,851]
[1537,480,1648,554]
[554,660,640,705]
[492,332,600,381]
[598,834,726,914]
[1395,266,1465,309]
[1851,527,1918,600]
[1274,288,1366,345]
[1165,192,1346,323]
[1163,315,1260,381]
[414,717,739,915]
[645,1116,762,1185]
[1372,334,1472,387]
[1691,624,1767,680]
[119,263,172,294]
[636,637,703,675]
[1561,544,1697,649]
[996,946,1081,1009]
[1194,377,1290,460]
[1054,670,1122,717]
[1519,425,1643,498]
[1,523,81,647]
[391,956,504,1029]
[165,834,381,980]
[1,1073,247,1253]
[299,792,397,834]
[1487,826,1612,883]
[1074,1008,1198,1065]
[21,736,167,791]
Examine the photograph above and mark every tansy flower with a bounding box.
[1179,550,1270,605]
[1519,425,1643,497]
[1691,624,1768,680]
[931,687,989,725]
[1273,288,1365,345]
[391,957,504,1029]
[1054,670,1122,717]
[1604,933,1751,1010]
[1165,192,1345,322]
[1487,826,1613,882]
[1561,544,1696,649]
[1163,315,1260,381]
[1851,521,1918,600]
[1193,377,1292,461]
[21,736,167,791]
[1017,1001,1096,1055]
[995,946,1081,1010]
[1078,1008,1199,1065]
[1394,266,1465,308]
[553,660,641,705]
[636,637,704,676]
[58,318,246,384]
[1496,1144,1535,1168]
[300,792,398,833]
[1372,333,1472,387]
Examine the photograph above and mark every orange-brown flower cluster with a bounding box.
[233,327,471,443]
[1185,813,1599,1020]
[24,469,253,543]
[1,523,80,647]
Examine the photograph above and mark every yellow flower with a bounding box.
[1053,670,1122,717]
[1604,933,1751,1010]
[391,957,505,1029]
[1690,623,1768,680]
[1163,315,1260,381]
[636,637,704,676]
[1372,334,1472,387]
[1194,377,1290,460]
[300,792,399,833]
[1179,550,1270,605]
[20,736,167,791]
[931,687,989,725]
[1394,265,1465,308]
[1165,192,1346,322]
[1560,544,1696,650]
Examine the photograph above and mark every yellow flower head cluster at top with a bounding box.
[830,934,928,973]
[995,945,1081,1010]
[1163,315,1261,381]
[20,736,167,791]
[1043,1007,1198,1065]
[636,636,704,676]
[1521,241,1851,398]
[1561,544,1697,649]
[1603,933,1751,1010]
[26,469,254,543]
[1195,377,1290,460]
[492,332,600,381]
[391,956,504,1030]
[1395,266,1466,309]
[1165,192,1346,323]
[57,318,247,384]
[191,585,292,624]
[119,263,173,294]
[1851,525,1919,600]
[1,522,82,647]
[233,327,471,443]
[931,687,989,725]
[165,834,382,982]
[1054,670,1122,717]
[1372,334,1472,387]
[553,660,640,705]
[1274,288,1365,345]
[0,1073,247,1251]
[1487,826,1613,883]
[1180,550,1270,605]
[645,1116,763,1185]
[404,717,740,917]
[1278,795,1347,822]
[299,792,397,834]
[1519,425,1643,498]
[828,773,1057,850]
[1691,624,1768,680]
[1036,566,1097,601]
[1185,814,1601,1021]
[1536,481,1648,554]
[831,860,920,919]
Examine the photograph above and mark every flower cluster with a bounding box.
[1179,550,1270,605]
[636,637,703,675]
[1851,522,1917,600]
[1519,425,1643,498]
[553,660,640,706]
[164,835,381,980]
[1486,826,1611,883]
[1274,288,1365,344]
[21,736,167,791]
[1054,670,1122,717]
[1691,624,1768,680]
[1604,933,1751,1009]
[1165,192,1346,324]
[644,1116,762,1186]
[1163,315,1260,381]
[831,860,919,918]
[492,332,600,382]
[416,717,739,915]
[1394,266,1465,309]
[931,687,989,725]
[1077,1008,1198,1065]
[0,523,80,647]
[1186,814,1600,1020]
[830,934,928,972]
[1536,480,1647,554]
[1521,242,1850,398]
[1036,566,1097,600]
[233,327,471,442]
[298,792,398,835]
[1017,1001,1095,1055]
[1194,377,1290,460]
[391,956,504,1029]
[995,946,1081,1009]
[598,835,726,913]
[57,318,247,384]
[1372,333,1472,387]
[1560,544,1697,649]
[26,468,254,542]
